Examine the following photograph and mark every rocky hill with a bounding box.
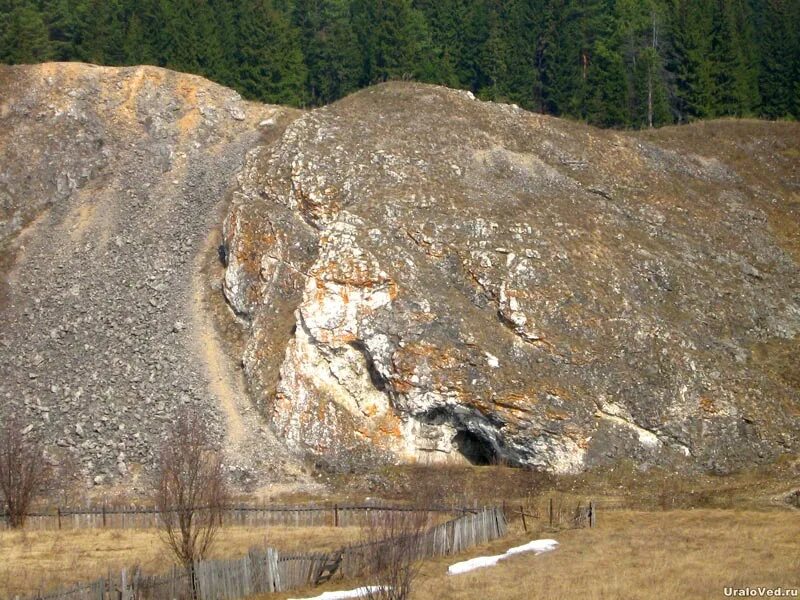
[0,63,303,488]
[1,64,798,485]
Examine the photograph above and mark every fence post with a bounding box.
[519,505,527,532]
[57,507,62,530]
[334,504,339,528]
[549,498,554,527]
[589,501,596,528]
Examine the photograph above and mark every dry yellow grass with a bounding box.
[259,509,800,600]
[419,509,800,600]
[0,525,361,598]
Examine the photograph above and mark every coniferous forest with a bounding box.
[1,0,798,128]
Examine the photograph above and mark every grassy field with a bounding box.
[263,509,800,600]
[3,462,798,599]
[0,525,361,598]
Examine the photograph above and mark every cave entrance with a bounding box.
[453,430,496,465]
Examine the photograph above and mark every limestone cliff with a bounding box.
[224,84,800,474]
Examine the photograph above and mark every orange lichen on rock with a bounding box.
[700,397,718,414]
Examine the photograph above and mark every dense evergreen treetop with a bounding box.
[1,0,798,127]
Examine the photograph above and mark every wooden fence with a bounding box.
[12,507,507,600]
[1,503,470,532]
[508,497,598,534]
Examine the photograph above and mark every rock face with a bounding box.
[1,65,798,480]
[225,83,800,474]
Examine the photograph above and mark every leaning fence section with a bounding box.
[11,507,507,600]
[337,505,507,579]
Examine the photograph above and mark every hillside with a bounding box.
[0,63,305,488]
[0,63,798,487]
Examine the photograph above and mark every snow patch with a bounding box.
[448,539,559,575]
[288,587,390,600]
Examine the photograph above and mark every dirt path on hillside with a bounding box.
[191,258,247,448]
[190,229,310,486]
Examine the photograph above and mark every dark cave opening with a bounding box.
[453,430,497,465]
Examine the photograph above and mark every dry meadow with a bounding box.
[0,525,361,598]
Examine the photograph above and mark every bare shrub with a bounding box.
[152,412,228,594]
[0,410,49,528]
[359,508,432,600]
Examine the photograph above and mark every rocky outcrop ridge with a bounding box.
[224,84,800,474]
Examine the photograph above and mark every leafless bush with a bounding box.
[152,412,228,595]
[0,410,49,528]
[359,508,432,600]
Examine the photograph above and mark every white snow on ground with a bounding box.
[288,586,389,600]
[505,539,560,556]
[448,539,559,575]
[448,554,505,574]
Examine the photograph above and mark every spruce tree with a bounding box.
[350,0,435,84]
[42,0,88,61]
[584,38,628,126]
[294,0,361,105]
[412,0,467,88]
[756,0,797,118]
[235,0,308,105]
[0,1,52,64]
[579,0,627,126]
[477,2,511,102]
[540,0,584,117]
[667,0,714,120]
[503,0,546,110]
[0,0,796,126]
[707,0,745,116]
[616,0,671,127]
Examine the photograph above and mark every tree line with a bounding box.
[1,0,798,127]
